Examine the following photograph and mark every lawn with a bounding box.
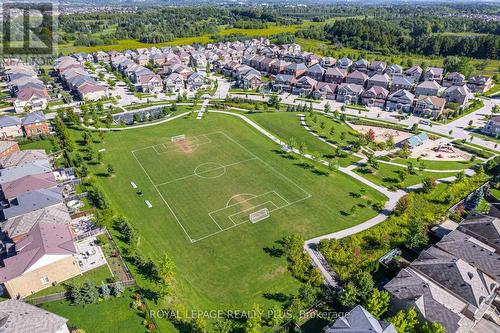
[40,288,145,333]
[78,113,387,331]
[354,163,459,189]
[19,138,56,153]
[28,265,114,299]
[491,188,500,201]
[391,157,478,171]
[246,112,361,167]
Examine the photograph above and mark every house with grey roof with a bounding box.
[443,72,466,87]
[336,83,364,104]
[346,70,368,86]
[415,80,442,97]
[385,268,477,333]
[2,203,72,241]
[0,150,47,169]
[458,213,500,253]
[386,89,414,113]
[0,116,23,139]
[292,76,317,96]
[0,223,79,298]
[273,74,296,93]
[305,64,326,82]
[391,75,414,92]
[0,299,69,333]
[0,160,52,183]
[325,67,347,84]
[443,85,473,107]
[1,187,63,220]
[367,73,391,89]
[352,59,369,73]
[483,116,500,138]
[369,61,387,75]
[435,229,500,283]
[386,64,403,76]
[336,57,353,70]
[405,65,423,83]
[423,67,444,82]
[467,76,493,93]
[323,305,396,333]
[284,63,307,78]
[0,172,57,201]
[361,86,389,108]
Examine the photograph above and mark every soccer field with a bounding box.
[132,131,311,242]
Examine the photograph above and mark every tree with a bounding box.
[420,321,446,333]
[111,281,124,296]
[245,304,262,333]
[191,317,208,333]
[267,304,284,327]
[388,308,418,333]
[354,271,374,303]
[364,289,390,319]
[107,164,115,176]
[443,56,473,77]
[324,103,331,113]
[213,319,233,333]
[421,177,436,193]
[406,218,429,249]
[339,281,359,307]
[100,282,111,299]
[74,281,99,304]
[158,254,176,285]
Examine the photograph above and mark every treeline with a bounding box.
[317,18,499,59]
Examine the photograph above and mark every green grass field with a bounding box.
[82,113,387,331]
[354,163,459,188]
[40,289,144,333]
[390,158,478,171]
[246,112,361,167]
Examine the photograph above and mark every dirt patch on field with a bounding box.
[351,124,413,144]
[174,139,194,154]
[227,193,257,210]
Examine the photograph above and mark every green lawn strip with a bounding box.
[247,112,360,167]
[437,99,484,124]
[39,288,146,333]
[18,138,56,153]
[354,163,458,189]
[28,265,113,299]
[390,158,477,171]
[485,84,500,97]
[452,140,497,158]
[74,114,387,331]
[490,188,500,201]
[467,129,500,144]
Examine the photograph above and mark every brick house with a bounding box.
[22,112,49,137]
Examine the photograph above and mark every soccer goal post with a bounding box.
[249,208,270,223]
[171,134,186,142]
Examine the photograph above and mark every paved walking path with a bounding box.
[83,111,191,131]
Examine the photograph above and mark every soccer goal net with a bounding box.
[171,134,186,142]
[249,208,270,223]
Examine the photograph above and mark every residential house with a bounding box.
[345,70,368,86]
[138,74,163,93]
[13,86,49,113]
[423,67,444,82]
[0,172,58,202]
[259,57,276,73]
[0,150,48,169]
[352,59,369,74]
[269,60,289,75]
[324,67,347,84]
[2,203,71,241]
[443,85,472,107]
[458,213,500,252]
[336,57,353,70]
[22,112,49,137]
[0,142,19,159]
[240,72,262,90]
[386,89,415,113]
[0,223,80,298]
[313,82,337,100]
[93,51,110,63]
[186,72,206,91]
[0,160,52,183]
[468,76,493,93]
[369,61,387,75]
[361,86,389,108]
[391,75,414,92]
[414,95,446,118]
[164,73,185,93]
[0,299,70,333]
[385,268,477,333]
[443,72,466,87]
[415,80,442,97]
[135,54,149,66]
[405,65,423,83]
[321,57,336,68]
[305,64,325,82]
[292,76,317,96]
[483,116,500,137]
[386,64,403,76]
[0,116,23,139]
[1,187,63,220]
[336,83,364,104]
[367,73,391,89]
[77,82,109,101]
[284,63,307,78]
[273,74,296,93]
[323,305,396,333]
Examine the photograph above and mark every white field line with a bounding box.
[131,150,194,243]
[228,201,279,225]
[155,157,258,187]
